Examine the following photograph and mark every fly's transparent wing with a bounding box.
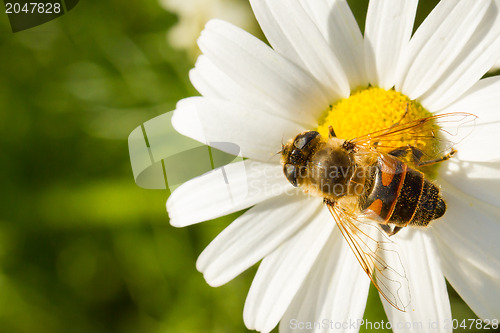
[349,112,477,163]
[327,204,411,311]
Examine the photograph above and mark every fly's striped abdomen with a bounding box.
[389,168,424,225]
[360,155,446,227]
[361,155,407,223]
[408,179,446,226]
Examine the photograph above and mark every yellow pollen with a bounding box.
[317,87,438,177]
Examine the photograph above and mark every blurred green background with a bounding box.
[0,0,490,332]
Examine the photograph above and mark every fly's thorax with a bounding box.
[304,138,357,200]
[282,133,371,201]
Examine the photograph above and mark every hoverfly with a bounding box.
[280,112,476,311]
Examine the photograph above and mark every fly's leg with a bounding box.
[380,224,403,237]
[372,103,410,147]
[323,198,335,205]
[389,145,423,162]
[390,103,410,128]
[328,126,336,138]
[415,149,456,167]
[389,145,456,167]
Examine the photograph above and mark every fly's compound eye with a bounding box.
[293,131,320,150]
[284,164,298,187]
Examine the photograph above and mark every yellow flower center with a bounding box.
[316,87,438,177]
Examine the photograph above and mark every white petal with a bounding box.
[382,229,451,333]
[364,0,417,89]
[197,194,320,287]
[244,206,334,333]
[441,159,500,208]
[172,97,306,162]
[432,178,500,320]
[453,129,500,163]
[441,76,500,123]
[279,230,370,333]
[491,57,500,72]
[189,55,229,101]
[397,0,500,110]
[167,160,293,227]
[249,0,350,99]
[420,1,500,111]
[397,0,488,95]
[439,76,500,161]
[195,19,330,126]
[301,0,367,89]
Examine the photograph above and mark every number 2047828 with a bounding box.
[5,2,61,14]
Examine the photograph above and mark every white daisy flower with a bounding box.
[131,0,500,332]
[160,0,259,60]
